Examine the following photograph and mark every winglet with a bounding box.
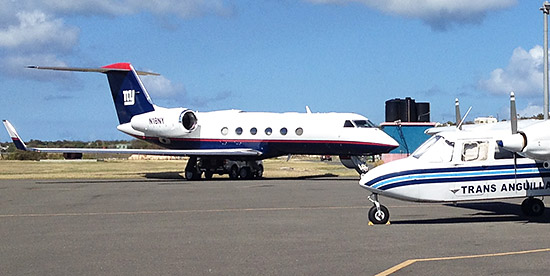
[2,120,28,151]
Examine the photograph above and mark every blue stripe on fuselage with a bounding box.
[371,167,542,189]
[132,136,395,158]
[365,163,550,191]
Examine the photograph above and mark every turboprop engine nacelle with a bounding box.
[130,108,198,137]
[498,120,550,161]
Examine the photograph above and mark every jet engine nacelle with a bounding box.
[339,155,355,169]
[130,108,198,137]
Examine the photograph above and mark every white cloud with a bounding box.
[305,0,517,31]
[1,0,233,22]
[0,54,69,78]
[0,1,233,82]
[0,10,77,80]
[0,11,78,52]
[518,102,543,118]
[141,75,185,99]
[479,46,544,96]
[141,74,236,108]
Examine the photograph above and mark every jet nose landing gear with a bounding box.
[368,193,390,225]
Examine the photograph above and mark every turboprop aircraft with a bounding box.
[359,93,550,224]
[3,62,398,180]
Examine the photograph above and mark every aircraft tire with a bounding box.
[254,165,264,179]
[185,170,200,181]
[521,198,531,215]
[368,205,389,224]
[521,198,545,217]
[239,167,252,180]
[229,165,239,179]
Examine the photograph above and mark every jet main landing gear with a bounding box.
[185,157,263,180]
[368,193,389,225]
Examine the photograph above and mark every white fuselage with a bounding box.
[117,108,399,158]
[360,129,550,202]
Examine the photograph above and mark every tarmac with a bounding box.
[1,177,550,275]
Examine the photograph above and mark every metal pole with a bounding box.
[545,3,549,120]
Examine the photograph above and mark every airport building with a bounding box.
[380,97,435,162]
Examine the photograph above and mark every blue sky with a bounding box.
[0,0,547,141]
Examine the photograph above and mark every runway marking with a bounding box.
[0,204,431,219]
[376,248,550,276]
[0,205,374,218]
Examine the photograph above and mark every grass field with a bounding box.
[0,156,361,180]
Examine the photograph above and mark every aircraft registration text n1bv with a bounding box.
[3,62,398,180]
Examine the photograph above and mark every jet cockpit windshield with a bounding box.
[354,120,376,128]
[344,119,376,128]
[412,135,454,163]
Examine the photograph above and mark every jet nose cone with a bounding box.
[379,129,399,148]
[381,134,399,151]
[388,137,399,148]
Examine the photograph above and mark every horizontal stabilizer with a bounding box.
[29,62,158,124]
[27,63,159,76]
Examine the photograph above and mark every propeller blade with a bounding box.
[496,92,526,156]
[510,92,518,134]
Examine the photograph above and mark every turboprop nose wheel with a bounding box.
[368,193,390,224]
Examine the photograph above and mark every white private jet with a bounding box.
[3,62,398,180]
[359,93,550,224]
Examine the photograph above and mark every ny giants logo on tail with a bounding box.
[123,90,135,106]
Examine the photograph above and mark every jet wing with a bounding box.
[2,120,262,157]
[18,147,262,156]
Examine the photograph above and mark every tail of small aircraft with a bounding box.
[28,63,158,124]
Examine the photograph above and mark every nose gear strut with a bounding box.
[367,193,390,224]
